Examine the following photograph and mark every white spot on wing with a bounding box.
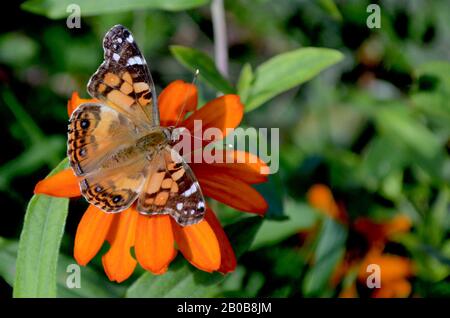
[127,56,143,66]
[126,34,134,43]
[182,183,197,197]
[197,201,205,209]
[112,53,120,62]
[117,37,122,43]
[176,203,183,211]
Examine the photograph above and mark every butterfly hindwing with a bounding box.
[87,25,159,127]
[137,146,206,226]
[79,156,148,212]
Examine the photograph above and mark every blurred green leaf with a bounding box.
[170,45,235,94]
[2,89,44,144]
[357,136,406,193]
[251,200,317,250]
[246,48,343,111]
[22,0,210,19]
[13,159,69,298]
[126,216,261,297]
[237,63,253,103]
[375,105,442,159]
[254,174,285,220]
[426,188,450,246]
[0,33,38,67]
[415,61,450,90]
[317,0,342,21]
[0,137,65,191]
[302,217,347,296]
[0,238,18,287]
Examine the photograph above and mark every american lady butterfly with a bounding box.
[67,25,205,226]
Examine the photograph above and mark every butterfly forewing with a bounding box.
[87,24,159,128]
[137,147,206,226]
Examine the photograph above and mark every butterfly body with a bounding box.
[67,25,206,226]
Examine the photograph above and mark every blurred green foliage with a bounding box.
[0,0,449,298]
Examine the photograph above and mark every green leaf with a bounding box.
[375,105,441,159]
[22,0,210,19]
[246,48,343,111]
[317,0,343,21]
[0,136,65,191]
[13,159,69,298]
[237,63,254,103]
[57,254,126,298]
[0,237,125,297]
[0,238,18,287]
[170,45,235,94]
[0,33,38,67]
[126,258,223,298]
[126,217,261,297]
[251,200,317,250]
[254,174,285,220]
[302,217,347,296]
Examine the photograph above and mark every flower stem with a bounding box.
[211,0,229,78]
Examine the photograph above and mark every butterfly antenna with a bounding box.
[174,69,200,127]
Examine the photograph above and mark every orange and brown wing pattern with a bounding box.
[137,147,206,226]
[87,25,159,127]
[67,102,140,176]
[68,102,148,212]
[79,156,147,212]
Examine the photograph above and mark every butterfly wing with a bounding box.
[79,156,148,212]
[137,146,206,226]
[68,102,149,212]
[87,24,159,128]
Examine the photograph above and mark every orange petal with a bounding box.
[34,168,81,198]
[307,184,347,222]
[191,150,269,184]
[102,207,139,283]
[358,248,413,284]
[181,94,243,149]
[199,174,267,214]
[171,217,221,272]
[74,205,115,266]
[135,214,177,275]
[158,80,198,127]
[204,209,236,274]
[371,279,412,298]
[354,215,412,244]
[67,92,98,117]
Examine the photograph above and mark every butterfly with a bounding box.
[67,25,206,226]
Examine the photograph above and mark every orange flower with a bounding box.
[35,81,268,282]
[307,184,414,298]
[358,247,414,298]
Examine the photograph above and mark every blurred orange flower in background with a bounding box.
[307,184,414,298]
[34,81,269,282]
